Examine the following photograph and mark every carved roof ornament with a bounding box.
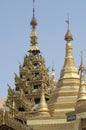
[65,17,73,41]
[29,0,40,53]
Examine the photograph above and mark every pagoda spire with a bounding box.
[77,51,86,101]
[79,51,85,74]
[29,0,40,52]
[37,84,50,117]
[60,20,79,79]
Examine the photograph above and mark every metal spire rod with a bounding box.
[66,13,70,29]
[81,50,83,64]
[33,0,35,16]
[33,0,35,7]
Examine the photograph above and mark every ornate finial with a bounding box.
[52,61,54,71]
[80,51,83,65]
[79,51,85,73]
[30,0,37,28]
[29,0,40,52]
[33,0,35,16]
[66,14,70,29]
[65,15,73,41]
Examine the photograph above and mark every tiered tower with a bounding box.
[48,21,80,118]
[6,3,51,118]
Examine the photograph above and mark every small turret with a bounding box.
[77,51,86,101]
[76,51,86,112]
[37,84,50,117]
[50,67,57,90]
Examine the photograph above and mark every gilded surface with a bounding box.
[0,6,86,130]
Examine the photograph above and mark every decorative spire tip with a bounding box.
[33,0,35,16]
[81,51,83,64]
[65,15,73,41]
[79,51,85,73]
[30,0,37,29]
[66,13,70,29]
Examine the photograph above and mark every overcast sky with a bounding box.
[0,0,86,97]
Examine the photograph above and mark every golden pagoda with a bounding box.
[0,1,86,130]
